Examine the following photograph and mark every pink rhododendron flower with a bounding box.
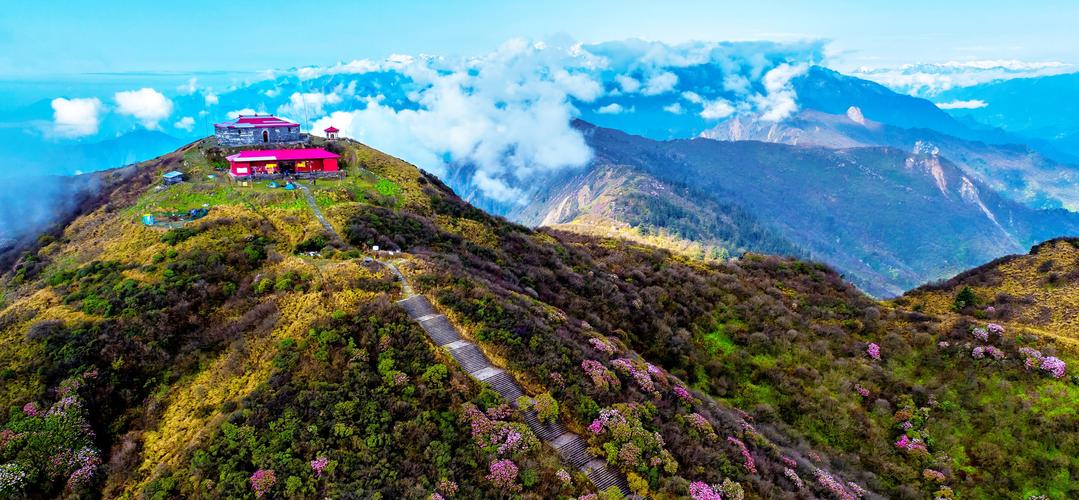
[854,384,871,398]
[588,337,615,355]
[866,343,881,360]
[1041,356,1067,378]
[815,469,856,500]
[310,456,328,477]
[922,468,946,482]
[556,468,571,484]
[987,323,1005,336]
[727,436,756,474]
[971,327,989,342]
[689,481,723,500]
[485,459,519,490]
[250,469,276,498]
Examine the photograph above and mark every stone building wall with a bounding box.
[215,126,302,146]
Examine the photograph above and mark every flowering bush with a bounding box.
[0,376,101,494]
[689,481,723,500]
[610,358,659,394]
[987,323,1005,336]
[971,346,985,359]
[815,469,857,500]
[436,478,459,496]
[1040,356,1067,378]
[686,413,717,439]
[310,456,328,477]
[971,327,989,342]
[866,343,881,360]
[854,384,871,398]
[250,469,276,498]
[581,359,621,392]
[783,467,803,489]
[556,468,571,484]
[0,463,28,494]
[1017,347,1068,378]
[727,436,756,474]
[673,385,695,403]
[922,468,946,482]
[588,337,616,355]
[463,404,538,458]
[485,459,520,491]
[588,404,678,476]
[894,435,928,454]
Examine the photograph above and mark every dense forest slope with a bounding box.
[0,137,1076,499]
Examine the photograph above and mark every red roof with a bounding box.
[226,148,340,162]
[324,126,339,133]
[214,114,299,129]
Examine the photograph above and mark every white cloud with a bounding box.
[851,60,1073,96]
[615,74,641,93]
[752,63,807,121]
[298,59,381,80]
[307,39,597,203]
[177,77,198,95]
[50,97,104,138]
[597,103,625,114]
[203,92,219,106]
[279,38,830,202]
[114,88,173,129]
[641,71,678,95]
[227,108,258,119]
[681,91,703,104]
[277,91,343,118]
[936,99,989,110]
[173,116,195,131]
[700,98,735,120]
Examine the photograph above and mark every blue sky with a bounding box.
[3,0,1078,76]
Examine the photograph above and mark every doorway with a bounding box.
[262,130,269,143]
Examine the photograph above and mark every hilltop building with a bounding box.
[214,114,302,146]
[226,148,340,178]
[324,126,340,140]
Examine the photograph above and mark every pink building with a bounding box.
[226,148,341,178]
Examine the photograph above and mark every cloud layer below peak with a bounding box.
[302,38,825,204]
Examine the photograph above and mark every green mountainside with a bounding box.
[0,137,1076,499]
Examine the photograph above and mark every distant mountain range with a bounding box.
[506,121,1079,297]
[935,72,1079,159]
[701,108,1079,210]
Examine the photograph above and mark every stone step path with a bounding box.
[396,294,628,496]
[296,184,338,238]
